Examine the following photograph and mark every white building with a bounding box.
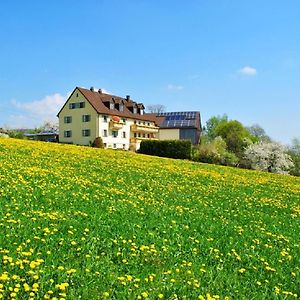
[57,87,159,150]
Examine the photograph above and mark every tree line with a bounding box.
[192,114,299,175]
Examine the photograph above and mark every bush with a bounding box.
[192,143,220,164]
[288,138,300,176]
[288,152,300,176]
[92,137,104,148]
[192,136,238,166]
[139,140,192,159]
[7,130,26,139]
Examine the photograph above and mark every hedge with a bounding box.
[139,140,192,159]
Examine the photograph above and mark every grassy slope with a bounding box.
[0,138,299,300]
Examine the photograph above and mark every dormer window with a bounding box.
[140,109,144,115]
[133,107,137,114]
[119,104,124,112]
[110,102,115,110]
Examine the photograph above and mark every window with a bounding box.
[69,102,85,109]
[110,102,115,110]
[147,122,150,126]
[143,134,146,138]
[103,115,108,122]
[138,133,141,137]
[82,129,91,137]
[64,130,72,138]
[112,130,118,138]
[104,143,107,148]
[134,133,137,138]
[123,144,126,149]
[134,120,137,124]
[64,116,72,123]
[133,107,137,114]
[122,118,126,124]
[122,131,126,138]
[82,114,91,122]
[119,104,124,112]
[103,129,108,137]
[143,122,146,125]
[113,143,116,148]
[76,93,79,97]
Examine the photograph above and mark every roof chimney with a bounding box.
[98,89,102,93]
[90,86,95,92]
[126,95,130,101]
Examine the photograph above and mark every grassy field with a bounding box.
[0,138,299,300]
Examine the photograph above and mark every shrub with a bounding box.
[7,130,26,139]
[289,152,300,176]
[288,138,300,176]
[192,143,220,164]
[139,140,192,159]
[192,136,238,166]
[92,137,104,148]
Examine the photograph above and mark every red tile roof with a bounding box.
[57,87,156,123]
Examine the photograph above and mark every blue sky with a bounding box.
[0,1,300,144]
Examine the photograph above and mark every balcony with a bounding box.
[109,120,124,130]
[130,137,158,143]
[130,124,159,133]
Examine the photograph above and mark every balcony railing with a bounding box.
[130,137,158,143]
[109,120,124,130]
[130,124,159,133]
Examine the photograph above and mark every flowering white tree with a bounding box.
[40,120,59,132]
[244,142,294,174]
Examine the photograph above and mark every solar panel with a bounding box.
[159,112,198,128]
[157,111,197,118]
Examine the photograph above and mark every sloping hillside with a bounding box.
[0,139,299,299]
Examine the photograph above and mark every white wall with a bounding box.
[98,115,134,150]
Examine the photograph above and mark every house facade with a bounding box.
[57,87,159,150]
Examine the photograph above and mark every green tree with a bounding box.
[215,120,255,158]
[202,114,228,142]
[288,138,300,176]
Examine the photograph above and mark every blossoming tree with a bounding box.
[244,142,294,174]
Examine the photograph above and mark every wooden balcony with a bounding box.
[130,137,158,143]
[130,124,159,133]
[109,120,124,130]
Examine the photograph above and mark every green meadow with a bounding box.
[0,139,299,299]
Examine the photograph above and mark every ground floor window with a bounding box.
[64,130,72,138]
[82,129,91,137]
